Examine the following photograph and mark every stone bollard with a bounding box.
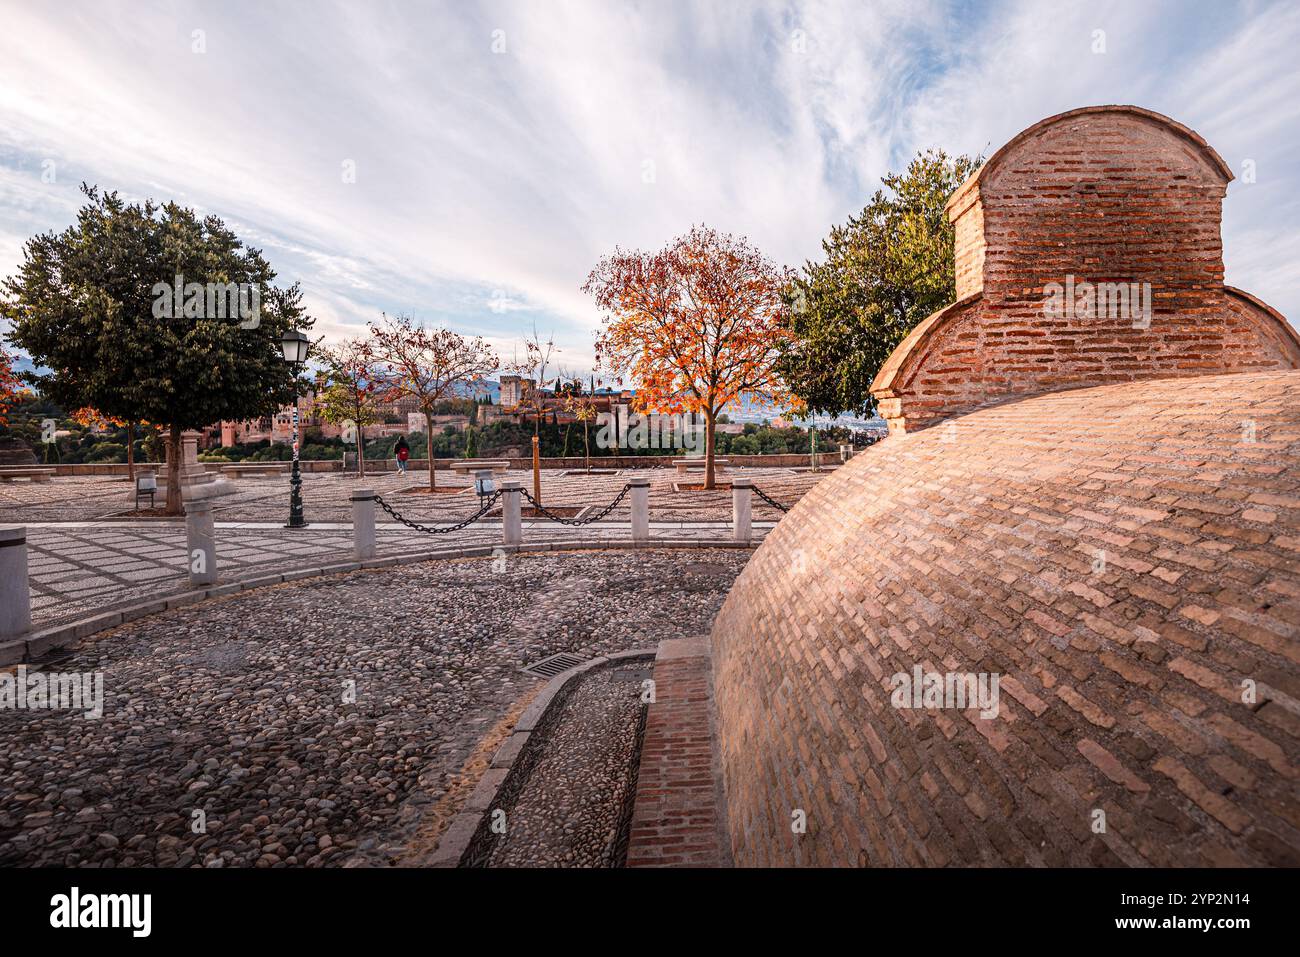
[351,488,377,560]
[184,499,218,587]
[629,475,650,544]
[501,480,522,547]
[0,525,32,639]
[732,478,753,544]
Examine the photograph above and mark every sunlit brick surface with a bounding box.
[713,371,1300,867]
[874,107,1300,434]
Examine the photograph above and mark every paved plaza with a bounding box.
[2,466,826,625]
[0,549,748,868]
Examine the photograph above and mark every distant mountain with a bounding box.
[451,379,500,402]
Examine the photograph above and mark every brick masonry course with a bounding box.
[714,371,1300,867]
[873,106,1300,435]
[626,637,731,867]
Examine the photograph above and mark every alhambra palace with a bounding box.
[628,106,1300,868]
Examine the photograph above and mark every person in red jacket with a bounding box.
[394,435,410,474]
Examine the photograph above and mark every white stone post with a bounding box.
[184,499,218,587]
[0,525,32,639]
[840,443,854,463]
[501,480,522,547]
[351,488,377,560]
[629,475,650,544]
[732,478,753,544]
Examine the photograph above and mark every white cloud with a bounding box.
[0,0,1295,373]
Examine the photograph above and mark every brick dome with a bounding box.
[712,107,1300,867]
[714,371,1300,867]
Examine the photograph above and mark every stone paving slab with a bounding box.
[5,464,815,629]
[22,522,773,627]
[0,466,822,524]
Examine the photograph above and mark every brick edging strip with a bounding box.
[625,636,732,867]
[0,538,757,668]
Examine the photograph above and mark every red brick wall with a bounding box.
[872,107,1300,434]
[712,371,1300,867]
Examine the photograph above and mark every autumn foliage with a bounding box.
[315,337,390,478]
[367,313,498,490]
[0,345,24,426]
[583,226,792,488]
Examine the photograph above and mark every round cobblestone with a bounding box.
[0,548,747,867]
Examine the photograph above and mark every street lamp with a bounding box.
[280,329,310,529]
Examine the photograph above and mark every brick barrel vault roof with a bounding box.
[712,370,1300,867]
[944,105,1234,214]
[872,104,1300,436]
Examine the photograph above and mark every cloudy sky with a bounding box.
[1,0,1297,374]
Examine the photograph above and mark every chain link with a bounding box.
[520,483,632,526]
[373,491,501,534]
[372,484,636,533]
[752,485,791,513]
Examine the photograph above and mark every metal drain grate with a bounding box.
[521,652,588,678]
[25,648,80,669]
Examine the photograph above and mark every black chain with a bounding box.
[373,491,501,534]
[752,485,791,513]
[520,483,632,526]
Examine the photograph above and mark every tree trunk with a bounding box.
[533,409,543,506]
[126,422,135,482]
[425,406,436,491]
[165,426,182,515]
[354,396,367,478]
[532,434,541,506]
[703,411,716,490]
[583,420,590,474]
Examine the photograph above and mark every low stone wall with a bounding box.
[15,452,837,477]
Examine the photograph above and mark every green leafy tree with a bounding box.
[778,149,982,417]
[2,185,312,512]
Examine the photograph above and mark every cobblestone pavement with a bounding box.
[0,549,748,868]
[9,467,821,625]
[470,658,651,867]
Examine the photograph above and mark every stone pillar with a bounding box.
[501,480,522,547]
[184,499,218,587]
[732,478,753,544]
[840,443,854,463]
[0,525,32,639]
[629,475,650,544]
[351,488,377,560]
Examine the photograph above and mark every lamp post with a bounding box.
[280,329,310,529]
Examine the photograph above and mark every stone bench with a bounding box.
[220,463,290,479]
[449,459,510,476]
[0,468,54,483]
[672,458,728,476]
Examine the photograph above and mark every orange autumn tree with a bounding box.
[70,407,151,481]
[367,313,498,492]
[584,225,792,489]
[0,345,25,426]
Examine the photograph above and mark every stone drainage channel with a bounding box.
[458,656,653,867]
